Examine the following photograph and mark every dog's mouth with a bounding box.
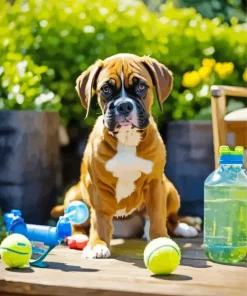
[106,117,149,132]
[116,119,133,128]
[103,98,150,132]
[119,120,131,127]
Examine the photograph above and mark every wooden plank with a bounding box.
[219,85,247,97]
[110,237,207,261]
[226,121,247,148]
[0,257,246,296]
[210,84,247,168]
[1,236,246,296]
[211,91,226,168]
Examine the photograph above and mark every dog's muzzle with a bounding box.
[104,98,149,132]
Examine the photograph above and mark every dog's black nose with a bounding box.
[117,102,134,117]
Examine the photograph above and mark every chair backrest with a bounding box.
[210,85,247,168]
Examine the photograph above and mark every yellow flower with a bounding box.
[214,62,234,78]
[182,71,201,88]
[198,66,211,80]
[224,62,234,74]
[202,58,216,69]
[214,62,223,74]
[243,70,247,82]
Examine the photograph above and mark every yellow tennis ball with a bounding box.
[144,237,181,275]
[0,234,32,268]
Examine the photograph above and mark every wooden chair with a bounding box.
[210,85,247,168]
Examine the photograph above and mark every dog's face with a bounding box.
[96,56,151,132]
[75,54,173,132]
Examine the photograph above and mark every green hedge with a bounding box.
[175,0,246,23]
[0,0,246,126]
[144,0,247,23]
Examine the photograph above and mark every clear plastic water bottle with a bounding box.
[204,146,247,264]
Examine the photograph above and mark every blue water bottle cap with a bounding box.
[64,201,89,224]
[11,209,22,217]
[219,146,244,164]
[9,217,27,236]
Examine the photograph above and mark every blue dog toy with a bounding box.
[4,201,89,268]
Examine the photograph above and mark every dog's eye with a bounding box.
[136,83,147,93]
[101,85,112,96]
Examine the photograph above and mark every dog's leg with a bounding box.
[166,182,181,235]
[143,176,199,240]
[166,179,198,238]
[82,209,113,259]
[145,179,169,240]
[72,224,88,236]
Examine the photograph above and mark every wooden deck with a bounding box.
[0,234,246,296]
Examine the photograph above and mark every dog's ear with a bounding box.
[75,60,103,118]
[142,56,173,111]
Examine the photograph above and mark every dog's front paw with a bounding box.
[82,244,111,259]
[174,223,198,238]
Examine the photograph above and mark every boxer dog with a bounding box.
[52,53,199,258]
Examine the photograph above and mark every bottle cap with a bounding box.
[219,146,244,164]
[56,217,72,241]
[9,217,27,235]
[11,209,22,217]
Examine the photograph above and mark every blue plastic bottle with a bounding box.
[204,146,247,264]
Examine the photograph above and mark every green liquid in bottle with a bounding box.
[204,185,247,263]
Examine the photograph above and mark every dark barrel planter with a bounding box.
[0,111,60,224]
[61,126,90,190]
[164,121,214,218]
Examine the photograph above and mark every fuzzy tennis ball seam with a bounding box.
[146,244,180,267]
[0,247,29,255]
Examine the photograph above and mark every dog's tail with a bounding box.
[50,204,65,217]
[50,182,83,218]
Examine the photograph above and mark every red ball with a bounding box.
[65,234,89,250]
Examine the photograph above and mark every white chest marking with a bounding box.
[105,127,153,203]
[114,207,136,218]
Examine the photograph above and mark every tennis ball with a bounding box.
[144,237,181,275]
[0,234,32,268]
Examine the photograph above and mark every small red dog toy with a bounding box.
[65,234,89,250]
